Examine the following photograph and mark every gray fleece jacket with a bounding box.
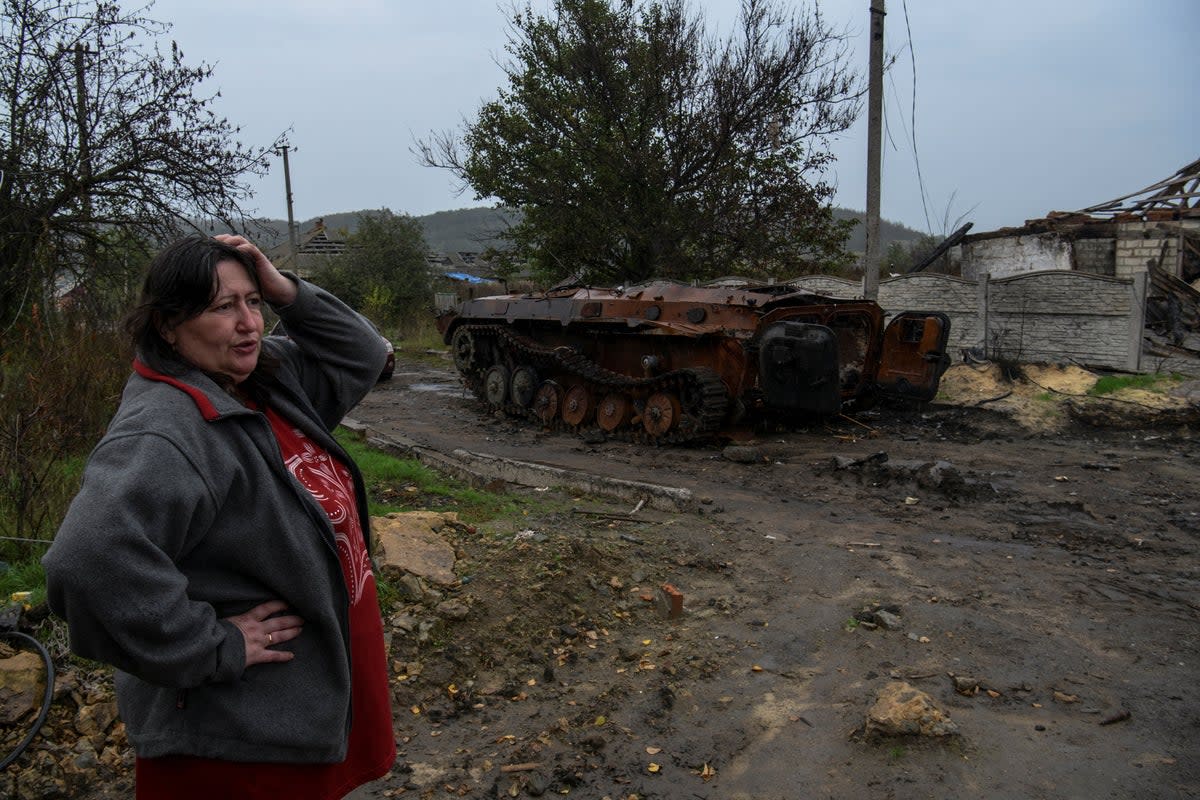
[42,277,388,763]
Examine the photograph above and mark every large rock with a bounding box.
[0,651,45,724]
[373,512,460,586]
[865,681,959,738]
[75,699,119,738]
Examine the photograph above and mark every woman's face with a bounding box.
[165,260,264,384]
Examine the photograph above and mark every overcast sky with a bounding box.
[148,0,1198,236]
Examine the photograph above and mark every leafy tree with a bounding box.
[0,0,280,327]
[420,0,859,286]
[882,240,915,275]
[311,209,431,326]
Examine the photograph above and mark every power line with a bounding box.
[901,0,933,234]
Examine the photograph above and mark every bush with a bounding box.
[0,307,129,562]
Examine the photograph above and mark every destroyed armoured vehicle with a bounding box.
[435,281,950,443]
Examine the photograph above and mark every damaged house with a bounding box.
[787,159,1200,375]
[954,158,1200,374]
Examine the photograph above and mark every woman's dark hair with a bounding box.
[124,236,278,392]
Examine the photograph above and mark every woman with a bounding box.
[42,235,396,799]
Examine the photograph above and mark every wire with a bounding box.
[901,0,933,234]
[0,630,56,771]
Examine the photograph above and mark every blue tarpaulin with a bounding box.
[444,272,488,284]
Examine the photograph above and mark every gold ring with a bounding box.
[267,632,273,644]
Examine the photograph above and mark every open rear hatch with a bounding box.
[875,311,951,401]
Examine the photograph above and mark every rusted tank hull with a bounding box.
[436,281,949,442]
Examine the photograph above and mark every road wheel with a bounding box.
[484,364,510,407]
[596,392,632,432]
[533,380,563,424]
[643,392,682,437]
[510,366,539,407]
[561,385,594,427]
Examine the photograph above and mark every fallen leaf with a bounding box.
[410,705,421,715]
[986,689,1001,698]
[595,715,607,726]
[642,639,653,646]
[645,746,662,755]
[647,763,661,774]
[1053,691,1079,704]
[700,763,717,782]
[751,665,763,672]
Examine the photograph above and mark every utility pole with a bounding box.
[862,0,885,301]
[274,145,299,270]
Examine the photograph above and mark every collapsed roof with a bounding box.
[1074,157,1200,220]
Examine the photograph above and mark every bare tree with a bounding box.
[0,0,282,325]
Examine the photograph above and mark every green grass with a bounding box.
[334,428,539,521]
[0,559,48,607]
[1088,373,1184,397]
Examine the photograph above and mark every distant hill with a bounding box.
[250,206,923,255]
[832,208,926,252]
[248,207,516,254]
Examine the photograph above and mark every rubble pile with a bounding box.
[0,642,132,799]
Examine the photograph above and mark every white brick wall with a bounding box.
[1111,220,1197,279]
[961,235,1072,280]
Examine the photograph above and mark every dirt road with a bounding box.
[347,356,1199,799]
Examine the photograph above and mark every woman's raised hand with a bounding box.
[212,234,298,306]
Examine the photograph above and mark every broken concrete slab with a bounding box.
[373,512,460,587]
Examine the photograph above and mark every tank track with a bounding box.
[452,324,729,444]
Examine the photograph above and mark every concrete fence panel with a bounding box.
[785,270,1144,371]
[879,274,980,354]
[985,271,1140,369]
